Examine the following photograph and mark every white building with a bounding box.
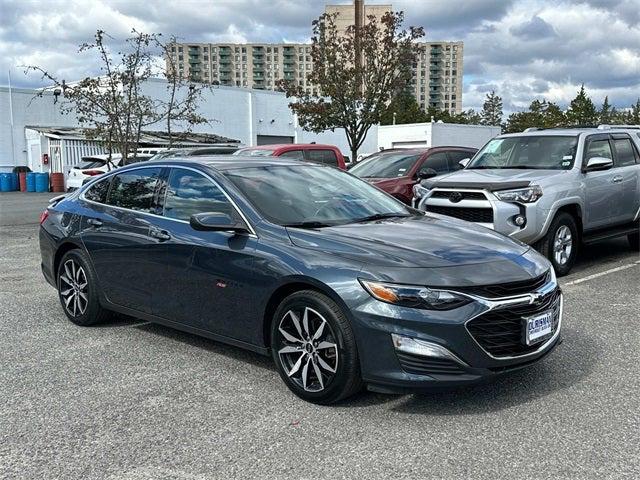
[377,122,500,151]
[0,78,378,174]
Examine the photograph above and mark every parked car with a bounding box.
[41,156,562,404]
[234,144,347,170]
[69,154,157,190]
[149,145,241,161]
[67,154,124,191]
[414,126,640,275]
[350,147,478,204]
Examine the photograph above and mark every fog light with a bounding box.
[391,334,466,365]
[514,215,526,227]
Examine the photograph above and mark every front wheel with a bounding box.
[535,213,579,276]
[270,290,362,404]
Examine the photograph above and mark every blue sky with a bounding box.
[1,0,639,113]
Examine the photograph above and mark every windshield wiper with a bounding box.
[283,221,333,229]
[351,212,411,223]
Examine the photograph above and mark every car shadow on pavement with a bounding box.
[132,321,275,372]
[386,326,598,415]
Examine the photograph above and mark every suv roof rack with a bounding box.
[597,124,640,130]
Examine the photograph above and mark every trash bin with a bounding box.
[35,172,50,192]
[26,172,36,192]
[0,173,10,192]
[19,172,27,191]
[50,172,65,193]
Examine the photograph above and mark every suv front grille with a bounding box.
[466,289,561,358]
[430,191,486,200]
[396,351,466,376]
[456,271,551,299]
[426,205,493,223]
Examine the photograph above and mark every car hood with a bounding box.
[286,215,531,269]
[425,168,568,190]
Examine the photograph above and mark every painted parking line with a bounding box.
[563,260,640,286]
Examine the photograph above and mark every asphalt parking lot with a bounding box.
[1,192,639,479]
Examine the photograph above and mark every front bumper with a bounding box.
[416,188,549,245]
[349,283,563,392]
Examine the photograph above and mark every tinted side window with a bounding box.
[163,169,232,221]
[84,177,111,203]
[447,150,474,170]
[308,149,338,167]
[612,138,638,167]
[425,152,450,173]
[107,168,162,213]
[585,139,613,160]
[279,150,305,160]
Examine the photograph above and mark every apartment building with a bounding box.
[166,2,463,114]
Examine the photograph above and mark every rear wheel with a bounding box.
[270,290,362,404]
[57,249,111,326]
[629,231,640,251]
[535,212,579,276]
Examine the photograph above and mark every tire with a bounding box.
[629,231,640,251]
[535,212,579,277]
[270,290,363,404]
[56,249,111,326]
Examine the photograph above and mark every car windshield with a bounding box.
[349,152,421,178]
[233,149,274,156]
[224,165,411,227]
[467,136,578,170]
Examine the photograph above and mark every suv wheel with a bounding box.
[57,249,111,326]
[536,212,579,276]
[628,231,640,251]
[270,290,362,404]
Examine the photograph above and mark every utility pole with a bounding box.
[354,0,363,94]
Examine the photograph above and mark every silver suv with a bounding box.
[414,126,640,275]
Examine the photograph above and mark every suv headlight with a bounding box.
[413,184,430,199]
[494,185,543,203]
[359,279,471,310]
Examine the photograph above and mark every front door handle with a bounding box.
[87,218,103,227]
[149,228,171,241]
[612,175,623,183]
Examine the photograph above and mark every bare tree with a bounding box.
[25,29,211,163]
[154,35,211,147]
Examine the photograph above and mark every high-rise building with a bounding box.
[166,2,463,114]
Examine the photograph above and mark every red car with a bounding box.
[234,144,347,170]
[349,146,478,204]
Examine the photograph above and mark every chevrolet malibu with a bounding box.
[40,157,563,404]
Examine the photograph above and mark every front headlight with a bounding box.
[359,279,471,310]
[494,185,543,203]
[413,184,430,199]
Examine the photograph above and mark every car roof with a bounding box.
[147,155,318,171]
[240,143,338,150]
[499,127,640,138]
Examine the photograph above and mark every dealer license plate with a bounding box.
[524,310,553,345]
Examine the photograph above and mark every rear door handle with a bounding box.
[87,218,103,227]
[612,176,623,183]
[149,228,171,241]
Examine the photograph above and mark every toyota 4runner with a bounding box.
[414,126,640,275]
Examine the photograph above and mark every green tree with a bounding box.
[278,10,424,161]
[380,88,427,125]
[480,90,503,126]
[503,99,566,133]
[566,84,598,126]
[630,99,640,124]
[599,96,612,125]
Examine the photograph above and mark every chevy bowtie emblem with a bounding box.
[449,192,463,203]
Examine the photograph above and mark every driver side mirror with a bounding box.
[416,167,438,180]
[584,156,613,172]
[190,212,250,234]
[458,158,471,169]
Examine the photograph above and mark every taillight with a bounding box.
[82,170,103,176]
[39,209,50,225]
